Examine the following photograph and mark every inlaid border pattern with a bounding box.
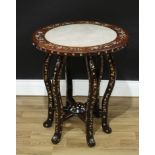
[32,21,128,56]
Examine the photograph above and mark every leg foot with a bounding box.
[43,118,53,128]
[86,135,96,147]
[102,124,112,134]
[51,132,62,144]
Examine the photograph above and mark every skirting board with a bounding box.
[16,80,139,96]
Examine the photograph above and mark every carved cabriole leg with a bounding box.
[93,55,104,117]
[43,54,54,128]
[102,53,116,133]
[85,56,97,147]
[51,56,66,144]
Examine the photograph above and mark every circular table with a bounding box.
[32,21,128,147]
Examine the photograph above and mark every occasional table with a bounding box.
[32,21,128,147]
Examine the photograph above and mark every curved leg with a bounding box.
[51,56,66,144]
[102,53,116,133]
[85,56,98,147]
[93,55,104,117]
[43,54,54,128]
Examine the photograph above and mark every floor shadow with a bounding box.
[107,96,133,122]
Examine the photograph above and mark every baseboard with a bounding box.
[16,80,139,96]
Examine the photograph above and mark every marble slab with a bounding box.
[45,24,117,47]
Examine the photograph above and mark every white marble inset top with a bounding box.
[45,24,117,47]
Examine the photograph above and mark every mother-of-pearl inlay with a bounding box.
[45,24,117,47]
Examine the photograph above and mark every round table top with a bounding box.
[32,21,128,56]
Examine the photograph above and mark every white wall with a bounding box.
[16,80,139,96]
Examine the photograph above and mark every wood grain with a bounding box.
[16,96,138,155]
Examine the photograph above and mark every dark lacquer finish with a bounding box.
[51,56,66,144]
[43,54,54,128]
[65,57,76,107]
[93,55,104,118]
[85,56,98,147]
[101,53,116,134]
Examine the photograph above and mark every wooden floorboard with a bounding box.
[16,96,139,155]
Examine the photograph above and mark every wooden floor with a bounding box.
[16,96,139,155]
